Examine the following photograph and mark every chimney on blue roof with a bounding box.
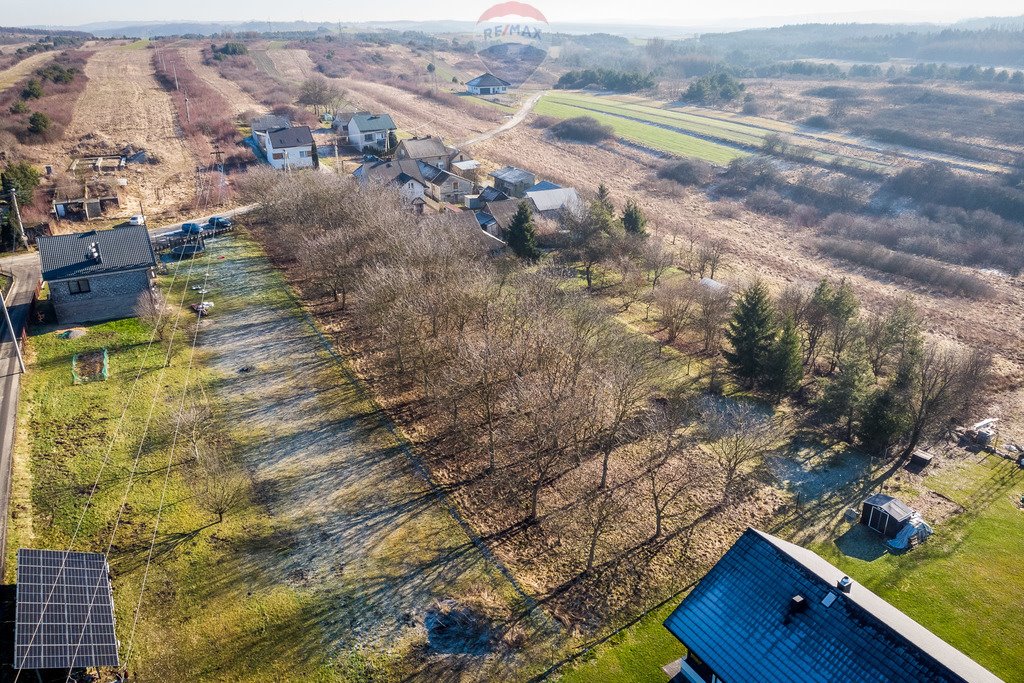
[838,576,853,593]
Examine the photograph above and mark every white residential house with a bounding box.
[250,115,292,151]
[347,113,397,152]
[265,126,317,170]
[466,73,511,95]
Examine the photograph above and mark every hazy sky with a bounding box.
[12,0,1024,28]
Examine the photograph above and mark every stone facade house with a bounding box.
[37,226,157,324]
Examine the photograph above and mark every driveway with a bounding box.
[460,90,546,147]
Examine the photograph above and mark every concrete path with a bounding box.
[460,90,546,147]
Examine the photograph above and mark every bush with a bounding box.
[718,156,781,196]
[28,112,50,134]
[657,158,714,186]
[37,63,77,84]
[888,162,1024,223]
[21,79,43,100]
[804,114,834,130]
[681,71,744,104]
[819,238,995,298]
[213,42,248,56]
[9,101,28,114]
[550,116,614,143]
[744,188,796,217]
[554,68,655,92]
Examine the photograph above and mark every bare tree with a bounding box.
[696,238,726,279]
[901,342,992,459]
[699,400,782,496]
[192,454,248,523]
[642,239,676,289]
[584,490,624,572]
[594,334,655,489]
[135,290,171,341]
[692,285,732,354]
[655,279,698,346]
[647,454,695,540]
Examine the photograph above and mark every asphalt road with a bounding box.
[0,203,256,576]
[0,251,39,577]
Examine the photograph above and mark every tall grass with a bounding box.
[818,238,996,298]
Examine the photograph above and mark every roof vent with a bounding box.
[838,576,853,593]
[88,242,102,263]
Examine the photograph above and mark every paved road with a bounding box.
[0,204,255,575]
[459,90,546,147]
[0,252,40,577]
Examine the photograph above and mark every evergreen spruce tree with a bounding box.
[857,384,911,456]
[596,183,614,214]
[621,197,647,236]
[763,316,803,400]
[820,336,873,441]
[507,201,541,261]
[723,280,776,387]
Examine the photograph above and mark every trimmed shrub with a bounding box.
[657,158,714,186]
[550,116,614,143]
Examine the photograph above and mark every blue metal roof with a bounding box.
[664,528,1001,683]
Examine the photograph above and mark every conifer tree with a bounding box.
[621,197,647,236]
[596,182,614,214]
[724,280,777,387]
[821,336,873,441]
[507,201,541,261]
[763,316,803,400]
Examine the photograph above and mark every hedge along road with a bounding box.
[194,234,556,676]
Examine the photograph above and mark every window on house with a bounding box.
[364,133,374,141]
[272,152,284,160]
[299,150,310,158]
[68,279,91,295]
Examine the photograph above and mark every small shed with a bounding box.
[860,494,914,538]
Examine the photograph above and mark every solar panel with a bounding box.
[14,548,121,670]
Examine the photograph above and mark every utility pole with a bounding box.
[172,62,179,90]
[7,188,27,250]
[0,285,26,374]
[184,92,191,124]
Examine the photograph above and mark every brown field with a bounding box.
[265,47,315,81]
[179,46,266,117]
[43,44,197,217]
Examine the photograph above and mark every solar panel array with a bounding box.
[14,548,120,670]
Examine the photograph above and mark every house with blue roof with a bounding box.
[663,528,1000,683]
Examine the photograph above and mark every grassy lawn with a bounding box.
[560,601,685,682]
[816,454,1024,681]
[121,39,151,50]
[535,96,745,165]
[0,272,11,297]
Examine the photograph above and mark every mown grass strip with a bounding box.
[535,97,745,165]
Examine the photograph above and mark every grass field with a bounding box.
[538,92,890,172]
[535,96,745,165]
[817,454,1024,681]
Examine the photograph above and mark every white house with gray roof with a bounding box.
[347,113,397,151]
[37,226,157,324]
[265,126,316,170]
[466,73,511,95]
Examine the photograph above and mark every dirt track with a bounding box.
[0,51,56,90]
[58,45,196,216]
[180,46,265,117]
[265,48,315,81]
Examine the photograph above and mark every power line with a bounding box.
[122,240,215,667]
[13,249,194,683]
[63,248,206,680]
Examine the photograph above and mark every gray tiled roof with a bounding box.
[664,528,1001,683]
[398,136,450,159]
[38,226,156,282]
[350,113,396,133]
[250,115,291,133]
[490,166,535,185]
[267,126,313,148]
[484,198,538,230]
[467,73,511,87]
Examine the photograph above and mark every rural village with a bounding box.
[0,8,1022,683]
